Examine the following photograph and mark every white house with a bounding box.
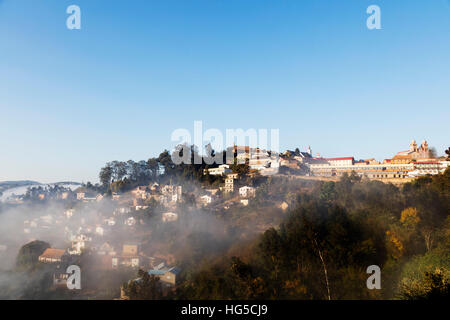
[125,217,137,226]
[115,207,131,215]
[204,164,232,176]
[76,192,85,200]
[162,212,178,222]
[239,186,256,198]
[69,234,92,255]
[95,226,105,236]
[65,209,75,219]
[104,217,116,226]
[199,195,213,206]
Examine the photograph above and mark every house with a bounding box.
[150,182,160,191]
[112,244,143,269]
[132,186,149,199]
[198,195,213,206]
[162,212,178,222]
[82,193,98,202]
[226,173,239,179]
[95,226,105,236]
[240,199,249,206]
[149,257,167,269]
[115,207,131,215]
[160,185,182,203]
[280,158,300,169]
[122,265,181,298]
[123,244,139,256]
[239,186,256,198]
[39,248,67,263]
[104,217,116,226]
[293,147,313,163]
[76,192,85,200]
[65,209,75,219]
[112,193,121,201]
[125,217,137,226]
[148,267,181,286]
[53,271,69,288]
[279,202,289,211]
[69,234,92,255]
[224,176,234,194]
[203,164,232,176]
[230,145,251,164]
[205,189,219,196]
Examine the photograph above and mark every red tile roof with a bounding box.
[325,157,354,161]
[39,248,65,260]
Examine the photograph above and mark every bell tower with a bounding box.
[409,140,417,152]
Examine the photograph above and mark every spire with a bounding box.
[410,139,417,152]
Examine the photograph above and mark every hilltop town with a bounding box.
[0,141,449,299]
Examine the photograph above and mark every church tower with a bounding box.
[409,140,417,152]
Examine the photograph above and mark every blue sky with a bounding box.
[0,0,449,183]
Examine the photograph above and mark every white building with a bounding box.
[65,209,75,219]
[239,186,256,198]
[199,194,213,206]
[125,217,137,226]
[240,199,249,206]
[104,217,116,226]
[204,164,232,176]
[162,212,178,222]
[69,234,92,255]
[95,226,105,236]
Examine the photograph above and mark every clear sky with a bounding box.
[1,0,449,183]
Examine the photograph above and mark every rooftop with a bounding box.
[39,248,65,259]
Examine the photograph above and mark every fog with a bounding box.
[0,183,79,202]
[0,179,250,299]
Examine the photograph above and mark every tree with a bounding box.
[125,269,163,300]
[99,164,113,188]
[147,158,160,180]
[445,147,450,161]
[400,207,420,228]
[15,240,50,271]
[399,268,449,300]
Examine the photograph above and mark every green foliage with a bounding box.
[399,267,449,300]
[125,269,163,300]
[15,240,50,272]
[175,169,449,300]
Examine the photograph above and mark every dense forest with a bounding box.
[126,169,449,300]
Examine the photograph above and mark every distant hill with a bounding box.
[0,181,81,188]
[0,180,40,187]
[0,181,81,198]
[0,181,41,192]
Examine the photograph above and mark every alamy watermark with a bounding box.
[66,5,81,30]
[170,121,280,166]
[367,5,381,30]
[66,265,81,290]
[366,265,381,289]
[65,5,381,31]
